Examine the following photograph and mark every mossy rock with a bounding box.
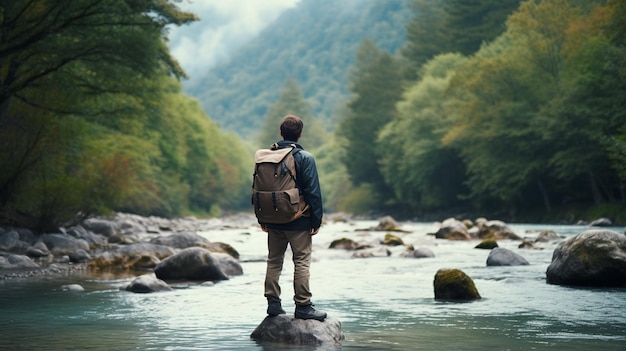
[475,239,498,249]
[329,238,358,250]
[433,268,481,301]
[383,233,404,246]
[546,229,626,287]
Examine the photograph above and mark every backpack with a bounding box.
[252,144,309,224]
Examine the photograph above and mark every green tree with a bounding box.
[257,78,328,150]
[444,0,522,56]
[401,0,448,80]
[378,53,469,212]
[0,0,196,118]
[0,1,234,230]
[441,0,623,214]
[604,0,626,186]
[337,40,404,203]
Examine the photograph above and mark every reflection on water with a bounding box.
[1,222,625,350]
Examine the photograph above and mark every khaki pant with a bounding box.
[264,228,312,305]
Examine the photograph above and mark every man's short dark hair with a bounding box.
[280,114,303,141]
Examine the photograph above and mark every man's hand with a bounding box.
[310,227,319,236]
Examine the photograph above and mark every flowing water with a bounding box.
[1,220,625,350]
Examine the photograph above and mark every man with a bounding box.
[260,114,326,321]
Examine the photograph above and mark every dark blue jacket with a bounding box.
[263,140,323,231]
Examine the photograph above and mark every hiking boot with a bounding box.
[295,303,327,321]
[266,296,286,316]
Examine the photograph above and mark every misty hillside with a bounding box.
[184,0,412,138]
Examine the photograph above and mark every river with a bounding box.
[1,220,625,350]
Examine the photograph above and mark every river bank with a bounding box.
[0,211,619,281]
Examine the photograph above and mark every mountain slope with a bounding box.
[185,0,411,138]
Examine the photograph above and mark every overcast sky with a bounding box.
[168,0,300,81]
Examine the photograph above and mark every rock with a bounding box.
[475,239,498,250]
[400,247,435,258]
[546,229,626,287]
[329,238,358,250]
[0,253,40,269]
[14,228,36,245]
[435,218,471,240]
[373,216,404,231]
[207,242,240,260]
[250,315,344,346]
[89,243,175,270]
[26,242,51,258]
[69,249,92,263]
[0,230,30,254]
[107,232,141,244]
[62,225,107,247]
[433,268,481,300]
[0,230,20,251]
[383,233,404,246]
[477,220,521,240]
[122,274,173,293]
[116,243,176,258]
[518,240,538,249]
[150,232,212,249]
[61,284,85,291]
[212,252,244,276]
[589,218,612,227]
[351,247,390,258]
[535,230,560,242]
[115,214,147,235]
[82,218,119,237]
[154,247,231,281]
[125,255,161,270]
[39,233,90,255]
[486,248,529,266]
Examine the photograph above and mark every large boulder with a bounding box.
[207,242,240,260]
[486,248,529,266]
[372,216,408,232]
[122,274,173,293]
[89,243,175,270]
[546,229,626,287]
[81,218,119,237]
[476,220,521,240]
[250,315,344,346]
[435,218,471,240]
[150,232,211,249]
[433,268,481,300]
[39,233,90,255]
[475,239,498,250]
[0,230,30,253]
[154,247,233,281]
[589,218,612,227]
[329,238,359,250]
[534,230,560,243]
[383,233,404,246]
[212,252,244,276]
[0,253,40,269]
[62,225,107,248]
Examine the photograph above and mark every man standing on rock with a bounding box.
[257,114,326,321]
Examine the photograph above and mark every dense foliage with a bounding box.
[3,0,623,229]
[339,0,626,221]
[0,0,250,231]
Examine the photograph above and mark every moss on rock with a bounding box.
[433,268,481,300]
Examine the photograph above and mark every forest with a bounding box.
[0,0,251,231]
[329,0,626,222]
[1,0,625,232]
